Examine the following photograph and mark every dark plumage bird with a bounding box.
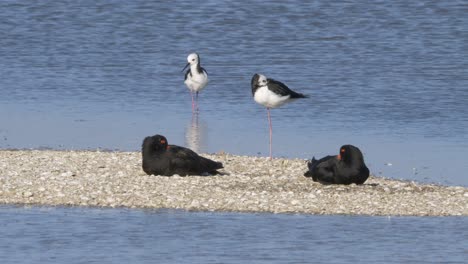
[142,134,223,176]
[304,145,370,185]
[251,73,308,159]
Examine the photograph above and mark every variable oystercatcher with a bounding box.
[304,144,370,185]
[142,134,223,176]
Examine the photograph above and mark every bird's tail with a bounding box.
[303,157,317,177]
[290,91,308,99]
[200,156,223,172]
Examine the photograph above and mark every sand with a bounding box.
[1,150,467,216]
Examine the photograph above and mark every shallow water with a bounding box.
[0,206,466,264]
[1,2,467,259]
[1,0,467,187]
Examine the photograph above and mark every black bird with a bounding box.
[142,134,223,176]
[251,73,308,159]
[304,145,370,185]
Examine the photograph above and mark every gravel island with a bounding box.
[1,150,467,216]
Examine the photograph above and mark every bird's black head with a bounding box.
[337,145,364,164]
[142,134,169,153]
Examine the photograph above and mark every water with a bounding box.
[0,206,466,264]
[0,2,467,261]
[1,0,467,186]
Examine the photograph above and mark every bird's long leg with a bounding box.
[267,107,272,160]
[191,91,195,112]
[196,91,199,112]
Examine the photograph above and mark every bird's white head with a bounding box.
[182,53,201,73]
[187,53,200,65]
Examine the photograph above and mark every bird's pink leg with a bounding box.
[267,108,272,159]
[195,91,199,112]
[191,91,195,112]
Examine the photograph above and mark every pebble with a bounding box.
[23,191,33,198]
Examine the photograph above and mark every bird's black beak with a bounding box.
[181,63,190,72]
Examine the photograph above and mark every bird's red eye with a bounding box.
[160,140,166,144]
[341,149,345,153]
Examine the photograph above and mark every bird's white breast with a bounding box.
[185,70,208,92]
[254,86,291,108]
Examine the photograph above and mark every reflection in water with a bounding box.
[0,1,467,185]
[185,112,206,153]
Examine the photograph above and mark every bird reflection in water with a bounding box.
[185,112,207,153]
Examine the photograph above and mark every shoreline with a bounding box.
[1,150,467,216]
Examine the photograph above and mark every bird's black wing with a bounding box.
[184,69,191,81]
[167,145,200,172]
[304,155,338,184]
[198,66,207,75]
[337,162,370,184]
[267,78,307,98]
[267,79,293,96]
[167,145,222,175]
[197,155,223,174]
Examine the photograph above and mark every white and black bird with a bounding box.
[251,73,308,159]
[182,53,208,112]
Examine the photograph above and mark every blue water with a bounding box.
[0,206,466,264]
[1,0,468,186]
[1,1,467,261]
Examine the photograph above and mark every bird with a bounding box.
[303,144,370,185]
[182,53,209,112]
[141,134,223,176]
[251,73,308,159]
